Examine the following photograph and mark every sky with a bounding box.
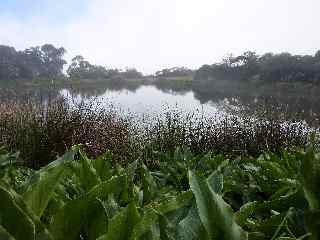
[0,0,320,74]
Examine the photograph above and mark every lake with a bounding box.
[60,85,230,119]
[1,80,319,125]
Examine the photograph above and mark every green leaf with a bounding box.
[141,163,158,205]
[129,208,159,240]
[93,150,113,181]
[87,175,126,201]
[98,202,141,240]
[0,151,18,167]
[22,147,78,217]
[300,147,320,210]
[177,205,210,240]
[0,185,35,240]
[207,172,223,194]
[305,209,320,240]
[50,197,107,240]
[130,191,193,239]
[78,149,101,191]
[158,214,176,240]
[49,198,87,240]
[0,225,15,240]
[189,170,248,240]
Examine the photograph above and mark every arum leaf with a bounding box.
[189,170,247,240]
[22,148,78,217]
[98,202,140,240]
[0,185,35,240]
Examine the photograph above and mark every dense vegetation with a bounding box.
[0,97,310,168]
[0,44,66,80]
[2,44,320,84]
[0,44,143,82]
[1,44,320,240]
[67,55,143,81]
[1,139,320,239]
[195,51,320,83]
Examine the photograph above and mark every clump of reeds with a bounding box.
[0,96,312,169]
[0,97,133,168]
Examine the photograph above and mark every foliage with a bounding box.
[155,67,194,79]
[194,51,320,83]
[0,143,320,239]
[0,44,66,80]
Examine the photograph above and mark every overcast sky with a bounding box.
[1,0,320,74]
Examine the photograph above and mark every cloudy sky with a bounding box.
[1,0,319,73]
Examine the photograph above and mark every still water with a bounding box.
[60,85,228,118]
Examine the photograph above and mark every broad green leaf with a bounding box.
[22,147,78,217]
[154,190,193,214]
[49,198,87,240]
[129,208,159,240]
[177,205,210,240]
[189,170,248,240]
[141,163,158,205]
[0,225,15,240]
[158,214,176,240]
[300,147,320,210]
[50,197,107,240]
[130,191,193,239]
[0,151,18,167]
[0,185,35,240]
[98,202,141,240]
[87,175,126,200]
[126,160,138,185]
[0,181,54,240]
[50,175,126,239]
[93,150,113,181]
[78,149,101,191]
[305,209,320,240]
[84,199,109,240]
[207,172,223,194]
[235,190,307,229]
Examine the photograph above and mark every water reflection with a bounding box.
[60,86,222,118]
[1,80,319,125]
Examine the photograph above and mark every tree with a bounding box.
[67,55,110,79]
[315,50,320,62]
[40,44,67,78]
[0,45,19,80]
[120,68,143,79]
[155,67,193,78]
[67,55,91,79]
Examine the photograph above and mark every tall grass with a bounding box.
[0,97,312,168]
[142,109,309,162]
[0,98,133,168]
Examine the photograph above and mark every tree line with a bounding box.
[0,44,143,81]
[195,51,320,83]
[0,44,66,80]
[1,44,320,84]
